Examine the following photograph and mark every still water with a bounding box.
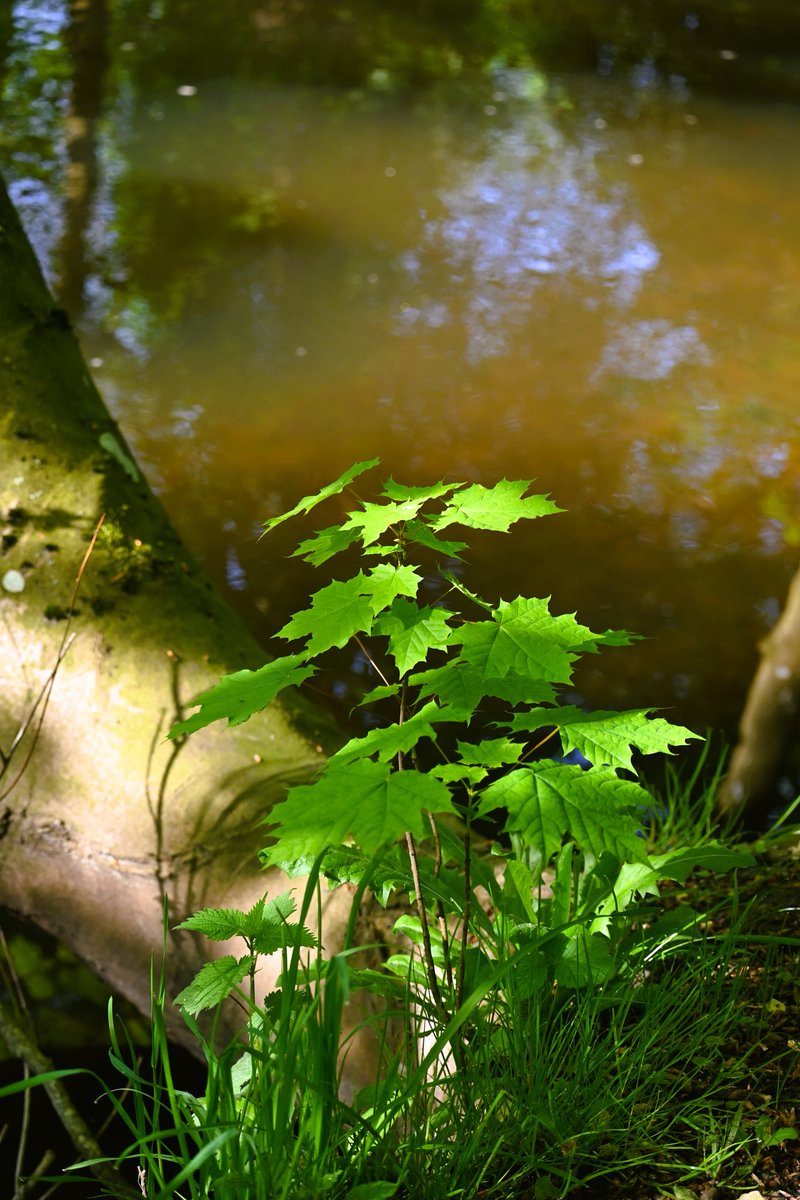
[5,1,800,750]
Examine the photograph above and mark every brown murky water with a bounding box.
[5,2,800,757]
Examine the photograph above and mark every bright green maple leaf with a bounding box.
[356,683,401,707]
[330,701,446,765]
[359,564,421,614]
[409,661,487,722]
[482,672,558,707]
[410,659,556,721]
[430,763,488,785]
[404,518,467,558]
[508,706,701,771]
[169,655,316,737]
[292,524,363,566]
[453,600,580,687]
[382,479,460,504]
[432,479,562,533]
[276,575,375,655]
[456,737,525,768]
[342,498,425,546]
[268,761,457,858]
[439,570,494,613]
[498,597,607,654]
[174,956,253,1016]
[478,763,649,866]
[261,458,379,534]
[583,627,641,650]
[375,599,454,674]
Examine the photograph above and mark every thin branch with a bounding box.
[0,999,139,1199]
[519,725,559,764]
[6,635,77,759]
[353,633,392,689]
[14,1062,31,1195]
[14,1148,55,1200]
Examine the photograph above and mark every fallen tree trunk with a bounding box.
[0,175,381,1091]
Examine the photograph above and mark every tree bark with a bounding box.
[716,564,800,827]
[0,175,381,1092]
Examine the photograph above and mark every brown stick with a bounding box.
[0,998,139,1199]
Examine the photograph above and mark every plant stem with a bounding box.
[396,679,447,1022]
[428,812,456,999]
[457,801,473,1013]
[404,830,446,1019]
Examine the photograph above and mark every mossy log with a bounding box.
[0,176,381,1091]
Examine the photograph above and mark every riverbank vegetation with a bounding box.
[3,466,798,1199]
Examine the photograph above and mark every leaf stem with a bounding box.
[353,633,392,689]
[404,829,446,1019]
[457,801,473,1013]
[428,812,456,1000]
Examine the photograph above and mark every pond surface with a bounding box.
[4,0,800,759]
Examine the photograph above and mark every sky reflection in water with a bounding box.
[6,18,800,741]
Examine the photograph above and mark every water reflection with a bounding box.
[595,320,710,382]
[4,3,800,740]
[416,123,664,363]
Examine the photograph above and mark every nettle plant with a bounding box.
[169,460,748,1057]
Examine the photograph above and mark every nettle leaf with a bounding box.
[174,895,317,953]
[478,763,649,866]
[508,706,701,771]
[360,564,421,614]
[375,599,454,675]
[252,919,318,956]
[251,893,316,953]
[382,479,459,504]
[277,576,375,655]
[292,524,363,566]
[432,479,562,533]
[175,907,250,941]
[174,955,253,1016]
[252,891,292,929]
[456,737,525,768]
[267,760,457,858]
[261,458,380,534]
[169,654,315,737]
[330,700,445,765]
